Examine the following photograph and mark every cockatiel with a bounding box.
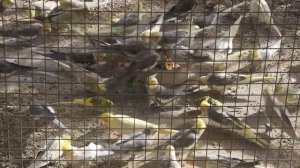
[199,97,273,148]
[99,112,178,135]
[263,86,299,139]
[29,99,68,131]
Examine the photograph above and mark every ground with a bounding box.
[1,0,300,167]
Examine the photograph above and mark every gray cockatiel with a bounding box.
[263,87,299,139]
[199,96,273,148]
[0,0,14,14]
[29,99,68,130]
[158,117,206,160]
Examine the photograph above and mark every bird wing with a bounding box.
[165,0,197,18]
[207,106,235,127]
[112,13,139,26]
[169,129,197,149]
[115,132,144,145]
[207,73,241,85]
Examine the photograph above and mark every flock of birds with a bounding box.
[1,0,300,167]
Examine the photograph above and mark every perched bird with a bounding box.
[28,135,71,168]
[63,142,115,167]
[263,86,299,139]
[249,0,282,62]
[158,117,206,160]
[68,61,110,95]
[250,0,281,36]
[193,5,224,28]
[146,73,192,106]
[198,72,275,95]
[0,0,14,14]
[29,99,68,130]
[111,128,158,151]
[99,112,178,135]
[199,97,272,148]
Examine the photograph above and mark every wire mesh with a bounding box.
[0,0,300,167]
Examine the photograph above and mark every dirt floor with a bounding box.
[1,0,300,167]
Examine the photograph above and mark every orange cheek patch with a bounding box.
[100,118,109,125]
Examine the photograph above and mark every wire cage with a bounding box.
[0,0,300,167]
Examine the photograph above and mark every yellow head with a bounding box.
[97,83,107,94]
[274,83,287,94]
[262,86,272,96]
[112,18,121,24]
[140,31,162,43]
[197,97,211,115]
[2,0,14,8]
[274,75,287,94]
[61,135,72,159]
[253,49,262,61]
[88,96,114,107]
[29,8,36,18]
[99,112,113,126]
[165,145,175,151]
[147,75,159,89]
[215,62,226,71]
[198,76,208,85]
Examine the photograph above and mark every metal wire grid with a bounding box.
[0,0,300,167]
